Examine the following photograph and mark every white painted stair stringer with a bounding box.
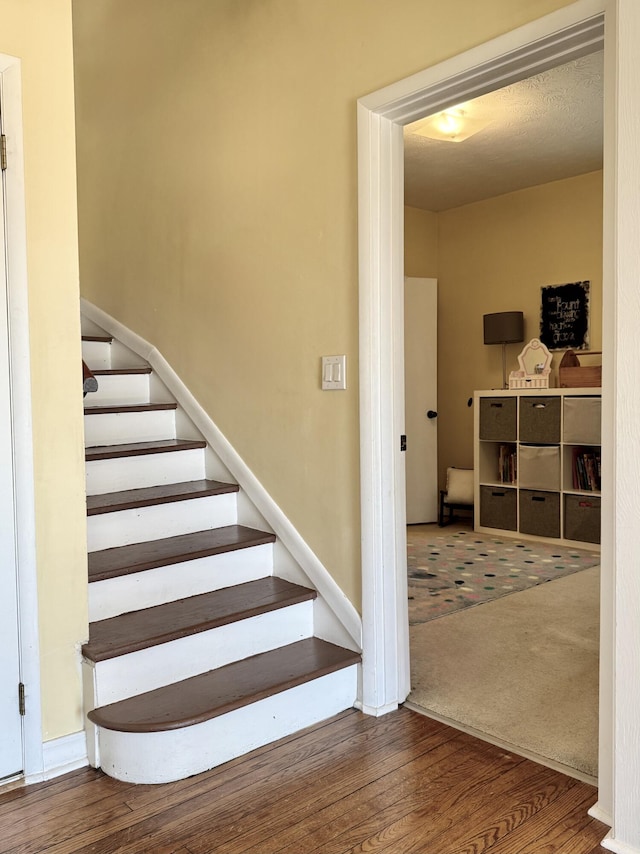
[81,298,362,653]
[95,666,358,785]
[85,601,314,706]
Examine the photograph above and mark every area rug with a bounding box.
[408,524,600,624]
[408,565,600,778]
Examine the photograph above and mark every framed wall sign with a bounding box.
[540,281,590,351]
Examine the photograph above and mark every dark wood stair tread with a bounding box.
[84,402,177,415]
[87,480,239,516]
[92,367,152,375]
[88,525,276,582]
[86,438,206,461]
[87,638,360,732]
[82,335,113,343]
[82,577,316,662]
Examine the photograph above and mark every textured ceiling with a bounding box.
[404,50,604,212]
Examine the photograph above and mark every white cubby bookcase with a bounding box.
[474,388,601,549]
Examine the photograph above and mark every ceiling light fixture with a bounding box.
[409,102,493,143]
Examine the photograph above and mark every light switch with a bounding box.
[321,355,347,390]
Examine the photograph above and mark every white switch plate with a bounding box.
[322,355,347,390]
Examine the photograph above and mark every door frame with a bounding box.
[358,0,613,815]
[0,53,44,780]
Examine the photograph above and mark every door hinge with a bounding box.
[1,135,7,171]
[18,683,25,716]
[400,434,407,452]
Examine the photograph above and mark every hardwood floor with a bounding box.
[0,708,607,853]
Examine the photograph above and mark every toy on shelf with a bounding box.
[509,338,552,389]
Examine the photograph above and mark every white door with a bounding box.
[404,277,438,524]
[0,114,24,779]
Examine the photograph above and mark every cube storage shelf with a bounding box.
[474,388,601,548]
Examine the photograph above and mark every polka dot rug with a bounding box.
[407,524,600,624]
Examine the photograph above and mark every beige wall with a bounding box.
[1,0,87,740]
[72,0,576,611]
[405,206,438,278]
[436,171,603,487]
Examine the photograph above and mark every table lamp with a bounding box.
[483,311,524,389]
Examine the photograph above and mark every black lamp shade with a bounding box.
[483,311,524,345]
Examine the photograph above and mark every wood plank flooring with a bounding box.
[0,708,607,853]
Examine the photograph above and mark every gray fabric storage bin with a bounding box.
[565,494,601,544]
[563,397,602,445]
[480,485,517,530]
[519,445,560,491]
[479,397,517,441]
[519,396,561,443]
[519,489,560,538]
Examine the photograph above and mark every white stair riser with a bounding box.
[88,374,150,406]
[86,448,205,495]
[89,602,314,706]
[89,543,274,621]
[87,493,238,551]
[84,409,176,447]
[82,340,112,369]
[96,666,358,784]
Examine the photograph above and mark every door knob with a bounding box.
[426,410,438,419]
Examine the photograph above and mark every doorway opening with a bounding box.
[402,50,603,780]
[357,0,609,804]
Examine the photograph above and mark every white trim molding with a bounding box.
[590,802,614,828]
[38,732,88,782]
[80,298,362,652]
[602,833,640,854]
[0,54,43,780]
[606,1,640,851]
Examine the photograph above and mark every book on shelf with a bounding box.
[571,447,601,491]
[498,444,517,484]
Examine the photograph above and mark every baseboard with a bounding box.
[41,731,88,781]
[589,801,613,828]
[80,298,362,650]
[355,700,399,717]
[601,832,640,854]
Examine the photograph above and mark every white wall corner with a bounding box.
[40,731,88,781]
[79,299,362,653]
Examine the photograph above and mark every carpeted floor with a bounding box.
[408,565,600,779]
[408,524,600,623]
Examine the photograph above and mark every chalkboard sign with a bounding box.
[540,281,590,351]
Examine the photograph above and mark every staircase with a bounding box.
[81,319,361,784]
